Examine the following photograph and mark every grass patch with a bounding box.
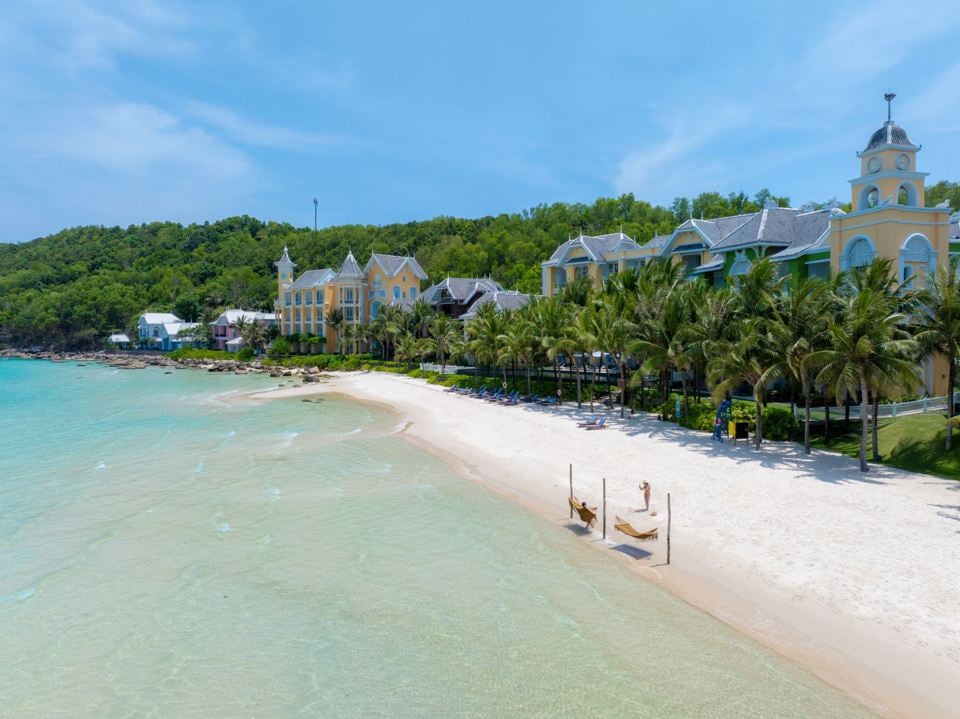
[810,413,960,480]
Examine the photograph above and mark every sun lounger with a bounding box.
[576,416,599,427]
[539,396,558,406]
[568,497,597,528]
[614,516,658,541]
[584,418,606,430]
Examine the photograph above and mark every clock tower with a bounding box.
[851,93,926,210]
[829,93,953,394]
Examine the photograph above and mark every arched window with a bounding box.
[900,234,935,288]
[897,183,918,207]
[858,185,880,210]
[842,237,876,270]
[902,264,915,289]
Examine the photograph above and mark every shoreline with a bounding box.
[6,353,958,716]
[249,371,959,719]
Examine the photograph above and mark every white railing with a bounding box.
[794,391,960,421]
[418,362,462,375]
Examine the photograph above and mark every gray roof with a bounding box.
[422,277,503,304]
[461,291,531,320]
[645,234,671,250]
[709,208,831,253]
[288,268,335,289]
[275,246,296,269]
[767,211,833,261]
[865,121,914,151]
[951,220,959,240]
[366,253,428,280]
[545,231,641,264]
[691,255,724,273]
[336,251,364,280]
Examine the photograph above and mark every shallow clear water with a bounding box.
[0,359,874,718]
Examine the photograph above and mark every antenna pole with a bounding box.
[884,91,896,122]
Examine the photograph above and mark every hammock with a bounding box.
[614,516,658,541]
[568,497,597,528]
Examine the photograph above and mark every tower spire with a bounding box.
[884,91,896,122]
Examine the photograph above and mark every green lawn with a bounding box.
[810,413,960,480]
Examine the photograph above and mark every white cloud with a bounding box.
[6,0,196,72]
[182,100,352,151]
[43,101,251,179]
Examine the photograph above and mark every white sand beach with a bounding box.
[254,372,960,719]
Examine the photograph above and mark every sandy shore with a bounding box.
[253,372,960,719]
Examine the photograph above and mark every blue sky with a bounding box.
[2,0,959,243]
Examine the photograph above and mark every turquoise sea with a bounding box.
[0,359,874,718]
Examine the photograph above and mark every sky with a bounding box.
[1,0,959,243]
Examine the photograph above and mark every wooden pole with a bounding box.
[568,464,573,518]
[602,477,607,541]
[666,493,672,565]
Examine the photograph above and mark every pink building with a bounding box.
[211,309,276,352]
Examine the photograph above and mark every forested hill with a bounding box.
[2,182,958,349]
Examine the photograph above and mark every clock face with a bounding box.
[896,153,910,171]
[867,156,881,173]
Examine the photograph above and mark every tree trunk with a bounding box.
[681,373,689,423]
[555,360,563,405]
[824,399,830,444]
[858,372,870,472]
[590,361,598,411]
[526,363,532,396]
[620,361,628,419]
[871,392,880,461]
[845,392,850,422]
[947,356,955,451]
[575,366,582,409]
[640,374,646,411]
[754,394,763,450]
[802,378,811,455]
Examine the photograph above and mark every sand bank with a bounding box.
[252,372,960,719]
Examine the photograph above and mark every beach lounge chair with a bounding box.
[539,396,558,406]
[584,418,606,430]
[576,415,599,427]
[614,516,658,542]
[568,497,597,528]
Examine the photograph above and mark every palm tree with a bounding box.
[810,288,920,471]
[768,277,830,454]
[428,314,461,374]
[838,258,915,459]
[325,307,345,354]
[708,317,777,450]
[632,281,695,419]
[532,297,573,405]
[914,259,960,450]
[240,320,267,355]
[498,314,538,396]
[395,332,420,370]
[466,303,508,384]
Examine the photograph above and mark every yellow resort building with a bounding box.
[541,95,960,395]
[274,248,427,352]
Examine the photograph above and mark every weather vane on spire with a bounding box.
[884,91,896,122]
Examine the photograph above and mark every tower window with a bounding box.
[866,189,879,208]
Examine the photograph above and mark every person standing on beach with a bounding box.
[639,481,651,512]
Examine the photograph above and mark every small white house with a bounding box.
[107,333,131,348]
[137,313,198,351]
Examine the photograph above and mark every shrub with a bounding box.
[268,337,291,358]
[762,406,798,441]
[237,348,255,361]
